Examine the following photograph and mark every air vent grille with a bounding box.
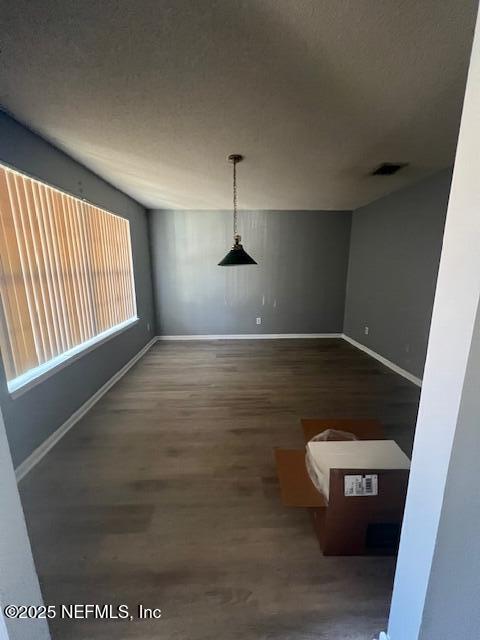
[371,163,408,176]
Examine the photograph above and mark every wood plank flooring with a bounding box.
[19,339,421,640]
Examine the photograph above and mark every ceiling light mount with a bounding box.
[218,154,257,267]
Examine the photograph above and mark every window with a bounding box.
[0,164,137,393]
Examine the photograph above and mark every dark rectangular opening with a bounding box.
[366,522,401,550]
[371,162,408,176]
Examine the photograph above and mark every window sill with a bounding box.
[8,317,139,399]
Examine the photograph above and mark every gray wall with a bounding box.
[0,112,155,467]
[149,209,352,335]
[344,170,452,379]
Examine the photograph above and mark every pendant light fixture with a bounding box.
[218,154,257,266]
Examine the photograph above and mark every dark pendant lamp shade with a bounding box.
[218,235,257,266]
[218,154,257,267]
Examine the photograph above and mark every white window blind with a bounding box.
[0,164,137,391]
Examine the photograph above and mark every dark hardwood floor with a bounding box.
[19,339,420,640]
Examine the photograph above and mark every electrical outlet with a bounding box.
[256,317,262,325]
[364,325,369,335]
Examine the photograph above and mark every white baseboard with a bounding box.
[342,334,422,387]
[157,334,421,386]
[15,337,158,482]
[158,333,342,340]
[15,332,421,481]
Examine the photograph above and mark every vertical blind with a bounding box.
[0,164,137,388]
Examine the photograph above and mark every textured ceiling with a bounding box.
[0,0,477,210]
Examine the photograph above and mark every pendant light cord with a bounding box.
[233,158,238,238]
[219,153,256,265]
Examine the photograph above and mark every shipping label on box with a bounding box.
[344,474,378,496]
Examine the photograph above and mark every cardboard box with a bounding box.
[274,419,410,555]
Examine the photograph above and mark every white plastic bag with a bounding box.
[305,429,358,500]
[309,428,358,442]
